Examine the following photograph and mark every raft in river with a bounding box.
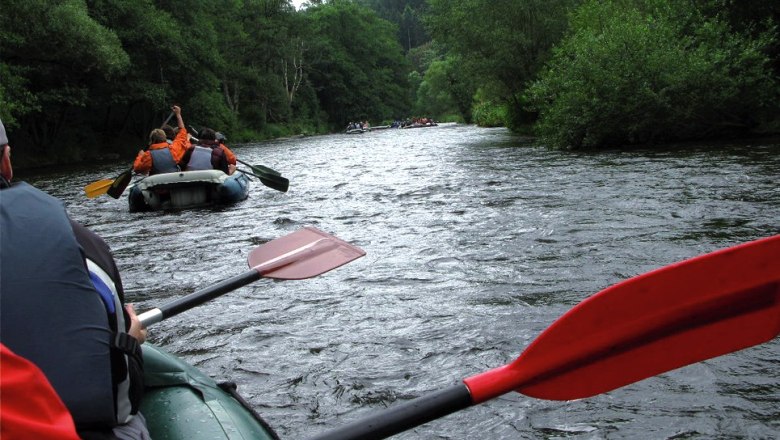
[128,170,250,212]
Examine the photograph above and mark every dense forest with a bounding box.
[2,0,779,167]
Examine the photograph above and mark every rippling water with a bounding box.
[22,125,780,439]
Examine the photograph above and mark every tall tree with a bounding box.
[305,1,411,125]
[425,0,577,128]
[358,0,430,51]
[0,0,130,158]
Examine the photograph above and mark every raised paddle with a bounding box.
[309,234,780,440]
[138,226,364,327]
[84,111,175,199]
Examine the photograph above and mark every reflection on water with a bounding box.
[22,125,780,439]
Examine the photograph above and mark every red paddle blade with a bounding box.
[247,226,365,280]
[465,235,780,403]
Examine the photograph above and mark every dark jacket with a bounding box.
[0,183,143,437]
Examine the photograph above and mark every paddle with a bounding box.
[184,128,289,193]
[236,158,282,176]
[235,167,290,192]
[309,234,780,440]
[137,226,364,327]
[84,179,116,198]
[85,111,175,199]
[84,173,128,199]
[236,168,262,180]
[106,167,134,199]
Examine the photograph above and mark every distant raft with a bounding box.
[401,122,438,129]
[128,169,250,212]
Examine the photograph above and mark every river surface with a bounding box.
[21,124,780,439]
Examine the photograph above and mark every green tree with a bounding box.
[0,0,130,160]
[88,0,217,138]
[305,1,411,126]
[215,0,298,134]
[527,0,779,149]
[696,0,780,75]
[358,0,430,51]
[425,0,576,128]
[414,55,475,122]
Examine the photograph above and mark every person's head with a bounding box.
[148,128,166,145]
[1,118,13,185]
[215,132,227,143]
[199,128,217,141]
[161,124,175,140]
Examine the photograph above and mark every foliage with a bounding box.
[425,0,577,125]
[526,0,780,149]
[357,0,430,51]
[696,0,780,74]
[304,1,412,126]
[3,0,780,166]
[1,0,415,166]
[471,100,506,128]
[413,56,474,122]
[0,0,131,153]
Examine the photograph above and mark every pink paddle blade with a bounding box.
[247,226,365,280]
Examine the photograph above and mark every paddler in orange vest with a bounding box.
[133,105,189,175]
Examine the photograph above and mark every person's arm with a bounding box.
[171,132,190,163]
[132,151,151,174]
[221,145,237,165]
[221,145,237,174]
[172,105,184,130]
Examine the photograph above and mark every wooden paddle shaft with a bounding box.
[308,384,472,440]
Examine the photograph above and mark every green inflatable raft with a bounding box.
[141,343,279,440]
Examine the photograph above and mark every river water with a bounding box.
[21,124,779,439]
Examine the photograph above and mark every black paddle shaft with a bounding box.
[309,384,472,440]
[159,270,261,320]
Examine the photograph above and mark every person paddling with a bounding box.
[133,105,189,175]
[0,118,150,440]
[179,127,237,175]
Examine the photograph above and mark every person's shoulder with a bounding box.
[70,220,112,258]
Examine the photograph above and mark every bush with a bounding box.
[472,101,506,127]
[526,0,779,149]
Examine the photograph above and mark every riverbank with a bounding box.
[11,124,780,174]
